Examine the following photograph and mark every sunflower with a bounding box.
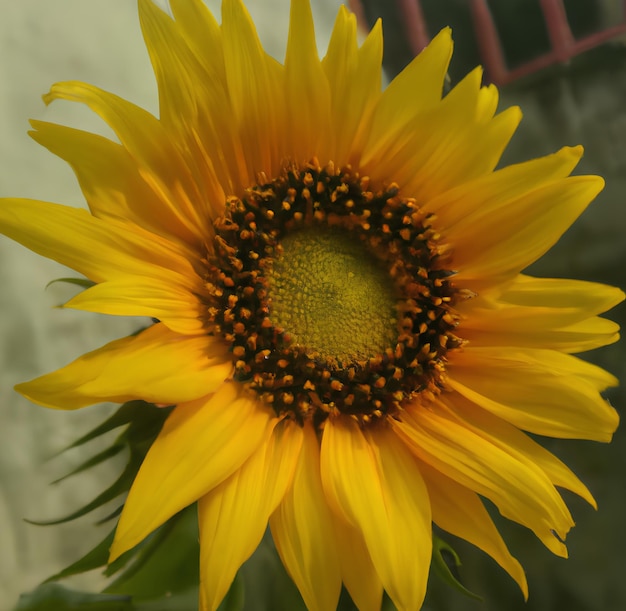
[0,0,622,609]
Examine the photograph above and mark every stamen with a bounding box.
[202,161,463,426]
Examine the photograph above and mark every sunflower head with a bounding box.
[205,160,463,425]
[0,0,622,610]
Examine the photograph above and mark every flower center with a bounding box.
[203,161,463,426]
[268,228,397,367]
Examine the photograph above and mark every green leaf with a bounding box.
[44,530,115,583]
[23,401,204,608]
[95,505,124,526]
[431,535,482,601]
[14,583,133,611]
[104,505,199,600]
[217,575,244,611]
[46,277,96,291]
[133,589,198,611]
[61,402,167,452]
[25,460,137,526]
[32,403,173,526]
[52,443,126,485]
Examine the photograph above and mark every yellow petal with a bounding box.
[459,274,624,352]
[221,0,285,179]
[169,0,223,70]
[138,0,230,213]
[321,417,431,611]
[498,274,625,312]
[29,120,201,247]
[139,0,198,132]
[419,462,528,599]
[424,145,583,226]
[284,0,331,163]
[332,517,383,611]
[461,274,625,327]
[463,315,620,353]
[44,81,211,243]
[449,176,604,289]
[16,324,231,409]
[448,347,619,441]
[321,6,382,164]
[270,422,341,611]
[442,392,597,508]
[109,383,276,561]
[365,66,521,203]
[198,418,303,611]
[0,198,199,285]
[64,277,205,335]
[394,403,574,557]
[363,28,452,162]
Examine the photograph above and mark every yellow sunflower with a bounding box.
[0,0,622,609]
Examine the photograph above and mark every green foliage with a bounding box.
[13,401,199,611]
[431,534,482,602]
[45,277,96,291]
[14,583,133,611]
[15,399,477,610]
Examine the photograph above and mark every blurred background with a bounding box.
[352,1,626,610]
[1,0,625,610]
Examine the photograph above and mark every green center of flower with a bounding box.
[268,229,397,367]
[203,161,463,426]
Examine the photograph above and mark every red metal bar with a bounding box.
[347,0,368,34]
[539,0,576,61]
[348,0,626,86]
[502,22,626,85]
[470,0,508,84]
[398,0,430,54]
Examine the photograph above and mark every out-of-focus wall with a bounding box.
[0,1,342,608]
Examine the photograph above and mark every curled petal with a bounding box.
[16,324,231,409]
[420,461,528,599]
[394,402,573,557]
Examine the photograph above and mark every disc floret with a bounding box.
[203,161,462,425]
